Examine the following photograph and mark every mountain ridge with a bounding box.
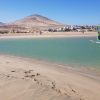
[0,22,5,26]
[0,14,65,33]
[12,14,63,27]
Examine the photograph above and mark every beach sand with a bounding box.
[0,32,97,39]
[0,55,100,100]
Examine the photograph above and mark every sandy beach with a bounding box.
[0,0,99,99]
[0,55,100,100]
[0,32,97,39]
[0,32,99,100]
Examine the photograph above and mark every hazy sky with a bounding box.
[0,0,100,25]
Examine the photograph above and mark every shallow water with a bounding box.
[0,36,100,69]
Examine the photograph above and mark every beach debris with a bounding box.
[36,73,40,76]
[51,81,56,90]
[71,89,76,93]
[11,70,15,72]
[34,78,37,81]
[24,74,35,78]
[6,75,10,77]
[80,98,85,100]
[56,89,61,94]
[24,70,33,74]
[31,74,35,77]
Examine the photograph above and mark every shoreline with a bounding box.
[1,53,100,81]
[0,32,97,39]
[0,54,100,100]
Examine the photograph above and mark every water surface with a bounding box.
[0,37,100,69]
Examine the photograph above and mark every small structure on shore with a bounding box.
[97,25,100,40]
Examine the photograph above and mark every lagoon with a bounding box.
[0,37,100,69]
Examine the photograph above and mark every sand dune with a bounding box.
[0,55,100,100]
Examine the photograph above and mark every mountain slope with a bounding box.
[0,22,5,26]
[13,14,63,27]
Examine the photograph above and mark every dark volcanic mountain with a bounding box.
[12,14,63,27]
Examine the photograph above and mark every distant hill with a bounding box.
[12,14,63,28]
[0,22,5,26]
[0,14,65,33]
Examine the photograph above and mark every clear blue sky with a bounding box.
[0,0,100,25]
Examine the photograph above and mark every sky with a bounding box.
[0,0,100,25]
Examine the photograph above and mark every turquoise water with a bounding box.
[0,37,100,69]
